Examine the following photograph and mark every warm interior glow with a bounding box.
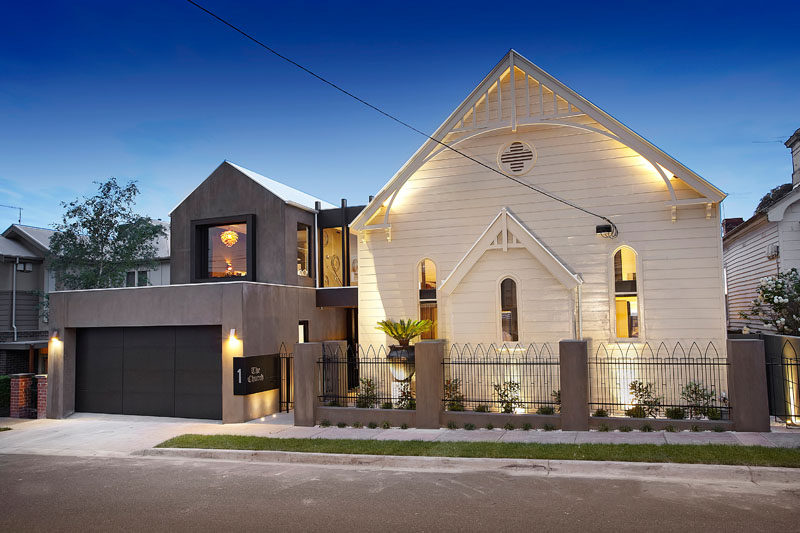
[220,229,239,247]
[209,223,247,278]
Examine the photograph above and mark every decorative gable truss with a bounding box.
[352,50,726,234]
[439,208,582,295]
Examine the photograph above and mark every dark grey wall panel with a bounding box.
[75,328,124,414]
[174,326,221,419]
[122,327,176,417]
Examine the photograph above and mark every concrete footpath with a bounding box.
[1,412,799,457]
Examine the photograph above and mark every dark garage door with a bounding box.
[76,326,222,419]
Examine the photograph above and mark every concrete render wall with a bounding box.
[295,339,770,431]
[48,281,346,423]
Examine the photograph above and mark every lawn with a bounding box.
[0,427,10,432]
[156,434,800,468]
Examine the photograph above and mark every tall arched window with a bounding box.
[613,246,639,338]
[418,259,437,339]
[500,278,518,342]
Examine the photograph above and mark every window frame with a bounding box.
[497,275,521,344]
[190,214,256,283]
[297,223,312,278]
[609,245,644,341]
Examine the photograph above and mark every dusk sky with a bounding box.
[1,1,798,230]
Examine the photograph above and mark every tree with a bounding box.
[48,179,166,290]
[741,269,800,334]
[755,183,792,214]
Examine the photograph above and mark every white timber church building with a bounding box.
[352,50,728,350]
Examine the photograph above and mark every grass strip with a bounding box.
[156,434,800,468]
[0,427,10,432]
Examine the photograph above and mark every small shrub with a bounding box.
[713,425,725,433]
[690,425,700,432]
[706,408,721,421]
[665,407,686,420]
[447,421,458,430]
[628,380,663,418]
[367,421,378,429]
[598,424,610,432]
[681,381,720,419]
[336,422,346,428]
[625,405,646,419]
[397,382,416,410]
[522,423,532,431]
[352,421,362,428]
[543,424,556,431]
[664,425,676,433]
[320,419,331,427]
[551,389,561,412]
[592,408,609,418]
[493,381,522,413]
[536,406,555,415]
[464,423,476,430]
[400,423,408,429]
[0,375,9,417]
[325,400,341,407]
[444,378,466,411]
[486,423,494,430]
[381,421,391,429]
[619,425,632,432]
[474,404,490,413]
[380,401,393,410]
[503,422,515,430]
[355,378,378,409]
[640,424,653,432]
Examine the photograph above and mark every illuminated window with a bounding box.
[500,278,518,342]
[191,215,254,282]
[321,228,343,287]
[613,247,639,338]
[418,259,437,339]
[297,224,310,277]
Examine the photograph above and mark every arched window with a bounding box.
[500,278,518,342]
[613,247,639,338]
[418,259,437,339]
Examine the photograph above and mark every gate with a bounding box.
[279,343,294,412]
[763,334,800,423]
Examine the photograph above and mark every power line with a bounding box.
[185,0,618,235]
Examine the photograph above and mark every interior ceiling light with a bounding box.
[220,230,239,247]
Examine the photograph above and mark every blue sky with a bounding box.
[1,1,798,230]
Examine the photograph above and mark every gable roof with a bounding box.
[0,234,42,260]
[352,49,725,230]
[1,224,55,255]
[439,208,581,295]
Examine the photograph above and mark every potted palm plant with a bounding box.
[375,319,433,380]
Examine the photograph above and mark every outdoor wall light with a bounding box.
[229,328,237,340]
[50,330,59,341]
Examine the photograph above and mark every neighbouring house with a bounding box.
[351,50,728,348]
[0,222,171,376]
[723,127,800,333]
[47,161,363,422]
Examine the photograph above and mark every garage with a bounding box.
[75,326,222,420]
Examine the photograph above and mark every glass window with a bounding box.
[418,259,437,339]
[349,232,358,286]
[208,223,248,278]
[297,224,310,277]
[137,271,148,287]
[125,271,136,287]
[500,278,518,342]
[613,247,639,338]
[321,227,343,287]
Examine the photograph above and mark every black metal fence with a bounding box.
[317,345,415,409]
[588,341,730,419]
[763,334,800,423]
[442,343,560,413]
[279,343,293,413]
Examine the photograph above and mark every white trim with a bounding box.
[439,207,581,295]
[767,187,800,222]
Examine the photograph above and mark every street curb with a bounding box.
[135,448,800,486]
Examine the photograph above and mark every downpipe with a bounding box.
[12,256,18,341]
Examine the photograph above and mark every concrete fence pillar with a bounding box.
[9,373,34,418]
[727,339,770,432]
[294,342,322,427]
[414,340,445,429]
[559,340,589,431]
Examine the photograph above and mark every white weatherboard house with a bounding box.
[351,50,728,350]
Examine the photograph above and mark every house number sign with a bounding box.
[233,354,281,395]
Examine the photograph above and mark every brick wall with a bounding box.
[9,373,34,418]
[36,374,47,419]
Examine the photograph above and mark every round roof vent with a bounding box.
[498,141,537,176]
